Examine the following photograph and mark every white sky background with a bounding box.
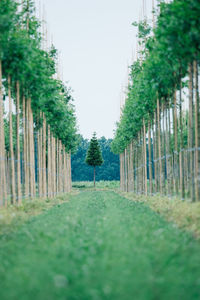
[36,0,154,139]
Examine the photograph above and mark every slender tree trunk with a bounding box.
[153,113,157,193]
[129,142,134,191]
[42,114,46,197]
[59,140,63,193]
[37,128,41,197]
[136,138,139,193]
[157,98,162,194]
[122,152,125,192]
[47,126,52,198]
[127,145,130,192]
[69,150,72,191]
[37,116,42,198]
[16,81,21,203]
[120,153,123,191]
[51,136,56,196]
[8,76,16,204]
[173,90,179,195]
[168,104,173,195]
[24,97,29,198]
[29,98,36,198]
[188,63,195,201]
[143,120,147,195]
[148,119,153,194]
[162,103,166,194]
[0,60,7,205]
[62,144,66,193]
[56,139,59,194]
[194,60,200,201]
[179,78,185,199]
[94,166,95,187]
[165,102,170,196]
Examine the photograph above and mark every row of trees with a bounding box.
[112,0,200,201]
[0,0,77,206]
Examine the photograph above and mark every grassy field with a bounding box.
[1,189,200,300]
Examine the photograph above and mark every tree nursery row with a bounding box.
[0,0,77,206]
[112,0,200,201]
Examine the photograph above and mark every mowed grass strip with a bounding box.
[0,191,200,300]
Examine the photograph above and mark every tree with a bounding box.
[71,136,120,182]
[85,133,103,186]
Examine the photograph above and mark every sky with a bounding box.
[37,0,153,139]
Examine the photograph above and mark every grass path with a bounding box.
[0,191,200,300]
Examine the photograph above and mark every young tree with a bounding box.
[85,133,103,186]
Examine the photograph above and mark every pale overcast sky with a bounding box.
[38,0,153,139]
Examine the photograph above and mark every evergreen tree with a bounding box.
[85,133,103,186]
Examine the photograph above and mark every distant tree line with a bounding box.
[72,136,120,182]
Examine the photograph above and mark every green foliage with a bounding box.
[85,133,103,167]
[1,191,200,299]
[112,0,200,154]
[72,136,120,181]
[0,0,78,151]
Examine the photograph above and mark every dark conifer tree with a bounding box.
[85,133,103,186]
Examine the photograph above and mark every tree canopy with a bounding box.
[85,133,103,167]
[111,0,200,154]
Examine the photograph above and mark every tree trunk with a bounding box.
[24,96,29,198]
[129,142,134,191]
[143,120,147,195]
[56,138,59,194]
[29,98,36,198]
[68,150,72,192]
[47,126,52,198]
[94,166,95,187]
[194,60,200,201]
[8,76,16,204]
[162,103,166,195]
[173,90,179,195]
[37,115,42,198]
[179,78,185,199]
[188,63,195,201]
[0,60,7,205]
[153,111,157,193]
[16,81,21,203]
[157,98,163,194]
[148,119,153,194]
[42,114,46,197]
[120,153,123,191]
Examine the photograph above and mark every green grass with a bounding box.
[0,193,73,236]
[72,180,120,190]
[0,190,200,300]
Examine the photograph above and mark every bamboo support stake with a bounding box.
[42,115,47,197]
[143,120,147,195]
[188,63,195,201]
[148,119,153,194]
[47,126,52,198]
[165,103,170,196]
[25,97,29,198]
[129,142,134,191]
[194,61,200,201]
[179,80,185,199]
[29,99,36,198]
[8,76,16,204]
[16,81,21,203]
[173,90,179,195]
[0,60,7,204]
[153,111,158,193]
[157,99,163,194]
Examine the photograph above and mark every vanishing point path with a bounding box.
[1,190,200,300]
